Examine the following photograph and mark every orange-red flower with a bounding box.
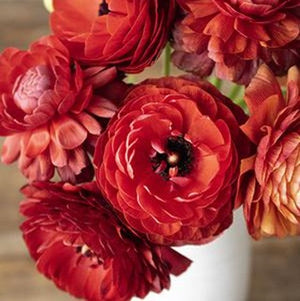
[20,181,191,301]
[0,36,126,182]
[236,65,300,239]
[173,0,300,84]
[50,0,175,73]
[95,77,249,245]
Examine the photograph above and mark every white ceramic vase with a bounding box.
[133,209,251,301]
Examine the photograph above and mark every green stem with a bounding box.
[163,43,172,77]
[235,98,247,111]
[229,84,243,101]
[229,84,248,113]
[126,75,136,84]
[210,77,223,90]
[281,86,287,98]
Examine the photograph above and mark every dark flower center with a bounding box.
[98,0,110,16]
[151,136,194,180]
[76,244,104,264]
[70,61,76,73]
[76,244,94,257]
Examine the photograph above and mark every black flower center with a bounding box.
[151,136,194,180]
[76,244,104,264]
[76,244,94,257]
[98,0,110,16]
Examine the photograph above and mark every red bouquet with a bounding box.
[0,0,299,300]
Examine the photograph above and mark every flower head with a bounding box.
[50,0,176,73]
[173,0,300,84]
[95,76,249,245]
[236,65,300,239]
[0,36,127,182]
[20,181,191,301]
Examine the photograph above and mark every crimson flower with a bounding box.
[0,35,127,182]
[236,65,300,239]
[50,0,176,73]
[20,181,191,301]
[172,0,300,84]
[95,77,249,245]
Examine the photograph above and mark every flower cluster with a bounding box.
[0,0,299,300]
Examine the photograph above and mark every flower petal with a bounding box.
[51,116,87,150]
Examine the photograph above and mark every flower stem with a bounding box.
[210,77,223,90]
[229,84,243,101]
[281,86,287,98]
[163,43,172,77]
[229,84,248,113]
[126,75,136,84]
[235,98,248,112]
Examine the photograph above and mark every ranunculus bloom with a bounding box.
[236,65,300,239]
[0,35,126,182]
[95,77,249,245]
[20,181,191,301]
[50,0,175,73]
[172,0,300,84]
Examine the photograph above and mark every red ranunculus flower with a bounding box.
[50,0,176,73]
[20,181,191,301]
[94,77,249,245]
[172,0,300,84]
[236,65,300,239]
[0,35,127,182]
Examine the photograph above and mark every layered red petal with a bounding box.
[173,0,300,84]
[51,0,176,73]
[95,76,250,245]
[237,65,300,239]
[20,182,191,301]
[0,36,127,182]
